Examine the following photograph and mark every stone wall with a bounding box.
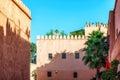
[0,0,31,80]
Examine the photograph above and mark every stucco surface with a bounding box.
[0,0,31,80]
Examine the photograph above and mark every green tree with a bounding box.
[46,30,54,36]
[55,29,59,34]
[46,29,67,37]
[60,30,67,36]
[30,42,36,63]
[70,29,84,37]
[82,30,108,80]
[101,60,120,80]
[55,29,59,36]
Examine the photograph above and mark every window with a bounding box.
[73,72,77,78]
[47,71,52,77]
[75,53,79,59]
[62,53,66,59]
[48,53,52,59]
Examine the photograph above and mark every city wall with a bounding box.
[37,35,87,66]
[0,0,31,80]
[36,52,96,80]
[36,23,108,80]
[85,23,108,36]
[36,36,96,80]
[109,0,120,61]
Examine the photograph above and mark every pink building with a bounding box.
[108,0,120,61]
[36,24,107,80]
[108,0,120,71]
[37,51,96,80]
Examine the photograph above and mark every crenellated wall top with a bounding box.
[37,35,87,40]
[85,23,108,28]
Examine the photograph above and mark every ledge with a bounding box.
[36,35,86,40]
[12,0,31,19]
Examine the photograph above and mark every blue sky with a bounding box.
[22,0,115,43]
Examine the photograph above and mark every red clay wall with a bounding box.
[0,0,31,80]
[115,0,120,38]
[36,52,96,80]
[108,11,115,60]
[108,0,120,61]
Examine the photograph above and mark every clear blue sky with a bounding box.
[22,0,115,43]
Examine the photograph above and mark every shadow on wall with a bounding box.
[36,51,96,80]
[0,25,4,79]
[0,19,30,80]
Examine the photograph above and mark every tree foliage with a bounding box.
[70,29,84,36]
[82,30,108,80]
[101,60,120,80]
[30,42,36,63]
[46,30,54,36]
[46,29,67,36]
[60,30,67,36]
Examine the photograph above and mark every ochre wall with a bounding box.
[0,0,31,80]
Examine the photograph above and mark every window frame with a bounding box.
[48,53,52,59]
[47,71,52,77]
[62,53,66,59]
[75,53,79,59]
[73,72,78,78]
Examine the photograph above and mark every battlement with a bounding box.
[85,23,108,36]
[12,0,31,19]
[37,35,87,40]
[85,23,108,28]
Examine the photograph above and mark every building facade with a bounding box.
[107,0,120,71]
[85,23,107,36]
[0,0,31,80]
[36,23,107,80]
[108,0,120,61]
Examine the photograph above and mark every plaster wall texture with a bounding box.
[30,63,37,80]
[107,0,120,71]
[36,51,96,80]
[109,0,120,61]
[85,24,107,37]
[0,0,31,80]
[37,36,87,66]
[36,23,107,80]
[108,11,115,60]
[115,0,120,39]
